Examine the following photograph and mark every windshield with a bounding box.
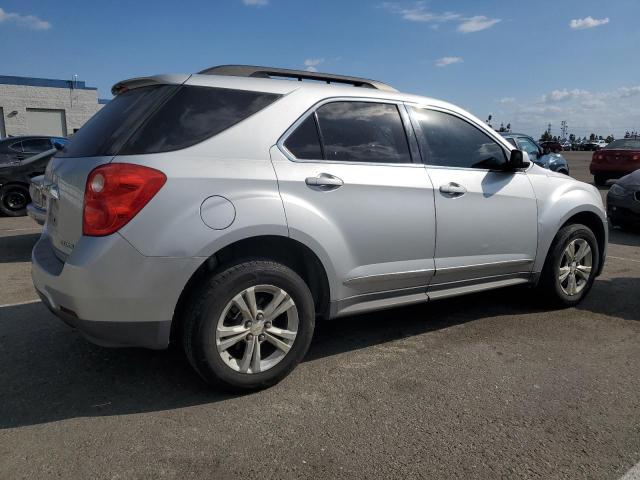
[604,139,640,150]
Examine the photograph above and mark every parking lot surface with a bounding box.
[1,152,639,479]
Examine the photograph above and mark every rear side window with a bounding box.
[315,102,411,164]
[411,108,506,169]
[284,115,322,160]
[60,85,280,158]
[121,86,280,155]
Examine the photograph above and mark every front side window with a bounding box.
[315,102,411,164]
[9,142,23,152]
[505,137,517,147]
[411,108,506,169]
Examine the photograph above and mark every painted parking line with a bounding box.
[0,299,41,308]
[0,227,42,233]
[619,461,640,480]
[608,255,640,264]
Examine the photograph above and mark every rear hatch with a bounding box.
[599,149,638,166]
[45,76,188,260]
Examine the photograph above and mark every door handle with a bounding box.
[305,174,344,189]
[439,182,467,196]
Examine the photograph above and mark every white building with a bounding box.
[0,75,107,138]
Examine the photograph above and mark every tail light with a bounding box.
[83,163,166,236]
[593,153,603,161]
[633,154,640,161]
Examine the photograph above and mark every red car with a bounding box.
[590,138,640,186]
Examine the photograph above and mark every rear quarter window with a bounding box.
[60,85,280,158]
[120,86,281,155]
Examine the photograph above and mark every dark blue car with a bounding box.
[502,133,570,175]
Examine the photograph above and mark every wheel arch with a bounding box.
[559,210,607,276]
[171,235,332,343]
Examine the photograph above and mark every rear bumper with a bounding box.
[31,231,202,349]
[589,164,635,177]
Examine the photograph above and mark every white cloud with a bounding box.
[435,56,463,67]
[382,3,500,33]
[569,16,609,30]
[242,0,268,6]
[499,97,515,104]
[457,15,501,33]
[543,88,590,102]
[304,58,324,72]
[499,85,640,138]
[0,7,50,30]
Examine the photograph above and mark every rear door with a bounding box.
[272,99,436,309]
[409,106,538,294]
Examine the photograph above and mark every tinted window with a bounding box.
[316,102,411,163]
[60,85,280,158]
[412,108,506,169]
[605,139,640,150]
[505,137,517,147]
[121,86,280,155]
[22,138,52,153]
[60,85,176,158]
[284,114,322,159]
[8,142,22,152]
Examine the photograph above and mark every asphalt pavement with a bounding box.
[0,152,638,479]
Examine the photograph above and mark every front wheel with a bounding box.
[182,259,315,391]
[538,224,599,307]
[0,184,30,217]
[593,175,608,187]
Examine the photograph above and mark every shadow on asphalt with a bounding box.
[0,233,39,263]
[0,271,636,429]
[609,227,640,246]
[0,287,547,430]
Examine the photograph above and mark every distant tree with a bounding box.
[582,136,587,142]
[540,131,552,142]
[589,133,596,141]
[625,131,631,138]
[506,123,511,132]
[605,135,614,143]
[569,133,576,142]
[552,135,559,141]
[486,114,493,128]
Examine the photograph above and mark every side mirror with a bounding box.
[507,149,530,170]
[52,141,65,151]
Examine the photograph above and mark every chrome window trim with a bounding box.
[276,96,422,168]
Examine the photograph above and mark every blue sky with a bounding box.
[2,0,639,138]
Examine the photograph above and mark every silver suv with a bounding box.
[32,65,607,390]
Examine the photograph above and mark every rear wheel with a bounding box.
[593,175,608,187]
[182,259,315,391]
[538,224,599,307]
[0,184,30,217]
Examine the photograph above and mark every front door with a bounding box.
[271,100,436,315]
[409,106,538,294]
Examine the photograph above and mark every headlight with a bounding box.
[609,184,628,196]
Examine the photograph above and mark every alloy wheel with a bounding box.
[558,238,593,296]
[215,285,299,374]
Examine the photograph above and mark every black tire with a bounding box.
[182,259,315,391]
[0,184,30,217]
[538,224,599,307]
[593,175,608,187]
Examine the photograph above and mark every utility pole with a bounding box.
[547,123,552,136]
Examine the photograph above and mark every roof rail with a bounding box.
[197,65,398,92]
